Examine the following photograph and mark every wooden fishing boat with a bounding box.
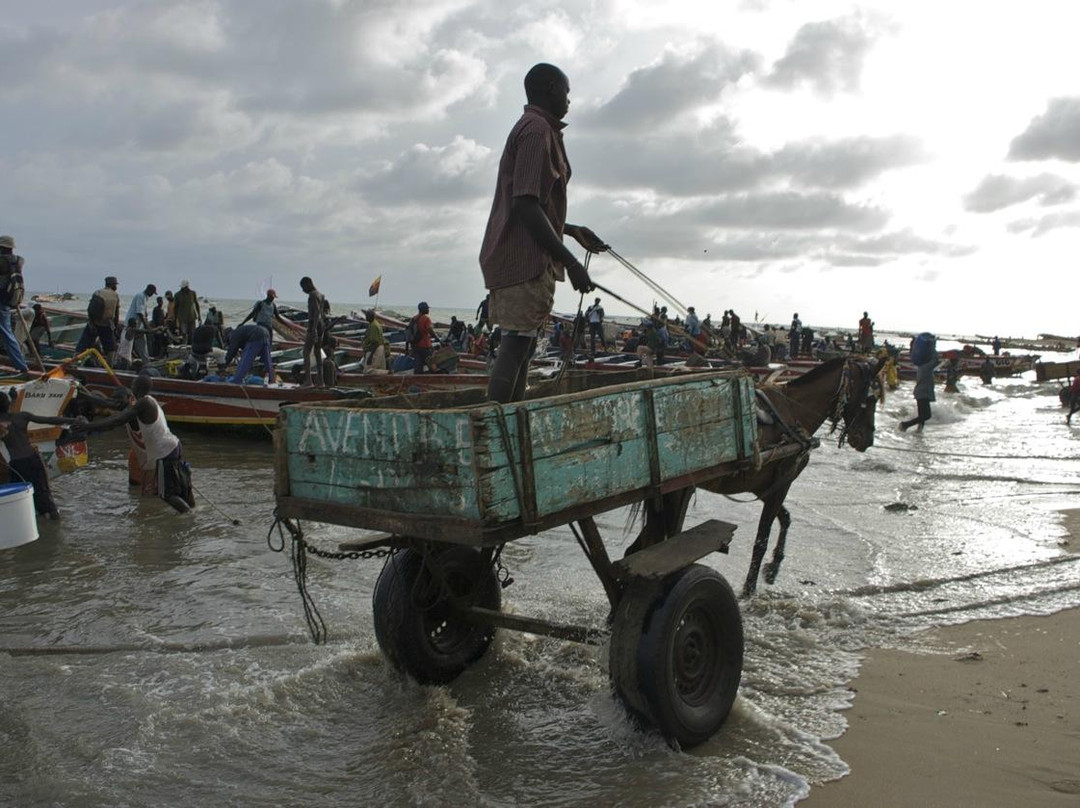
[65,363,496,430]
[8,304,88,363]
[65,364,365,429]
[896,351,1040,380]
[272,369,773,748]
[0,373,88,479]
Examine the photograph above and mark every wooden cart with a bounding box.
[273,369,766,748]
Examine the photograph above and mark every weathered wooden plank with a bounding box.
[656,420,744,479]
[282,457,757,547]
[273,423,291,498]
[515,408,539,526]
[276,370,759,536]
[276,495,486,544]
[287,460,483,520]
[642,387,662,508]
[471,399,743,472]
[522,391,646,462]
[284,407,474,462]
[475,407,746,513]
[476,431,656,520]
[612,519,737,581]
[474,405,751,520]
[287,452,475,491]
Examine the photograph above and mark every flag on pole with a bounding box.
[368,275,381,297]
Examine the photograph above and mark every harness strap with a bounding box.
[755,387,813,451]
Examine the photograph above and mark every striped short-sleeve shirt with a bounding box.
[479,105,572,291]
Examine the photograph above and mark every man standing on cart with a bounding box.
[479,63,608,403]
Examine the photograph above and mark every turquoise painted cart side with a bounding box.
[273,369,778,749]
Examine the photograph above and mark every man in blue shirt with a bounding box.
[220,323,274,384]
[125,283,157,364]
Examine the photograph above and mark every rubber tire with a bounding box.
[610,564,743,748]
[372,545,501,685]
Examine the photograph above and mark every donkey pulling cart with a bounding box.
[272,368,822,748]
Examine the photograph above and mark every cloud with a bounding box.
[0,23,64,92]
[832,229,976,259]
[593,190,892,264]
[356,136,493,204]
[694,191,889,230]
[775,135,928,189]
[514,9,583,59]
[1,1,488,125]
[574,129,924,196]
[963,173,1077,212]
[1008,97,1080,162]
[1007,211,1080,237]
[578,41,760,132]
[765,12,895,96]
[574,127,761,195]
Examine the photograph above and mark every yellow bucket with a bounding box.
[56,441,89,474]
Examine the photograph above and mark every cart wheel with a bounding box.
[609,564,743,748]
[372,545,501,685]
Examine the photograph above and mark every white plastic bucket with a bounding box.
[0,483,39,549]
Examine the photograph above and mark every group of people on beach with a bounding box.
[73,277,214,370]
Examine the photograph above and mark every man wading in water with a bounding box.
[77,373,195,513]
[478,63,607,403]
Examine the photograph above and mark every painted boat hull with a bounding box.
[66,366,489,430]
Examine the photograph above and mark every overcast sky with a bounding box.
[3,0,1079,337]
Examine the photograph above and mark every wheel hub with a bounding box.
[674,608,718,705]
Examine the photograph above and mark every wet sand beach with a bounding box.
[803,511,1080,807]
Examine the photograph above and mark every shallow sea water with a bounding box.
[2,346,1079,807]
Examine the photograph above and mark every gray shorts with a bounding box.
[489,266,556,334]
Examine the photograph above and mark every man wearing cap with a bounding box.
[75,276,122,359]
[173,280,201,345]
[0,235,29,373]
[479,63,607,403]
[238,289,287,336]
[125,283,157,364]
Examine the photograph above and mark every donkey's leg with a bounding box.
[743,497,780,597]
[763,503,792,585]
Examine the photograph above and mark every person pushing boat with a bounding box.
[77,373,195,513]
[0,393,86,520]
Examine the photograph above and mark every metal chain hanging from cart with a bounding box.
[267,512,396,645]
